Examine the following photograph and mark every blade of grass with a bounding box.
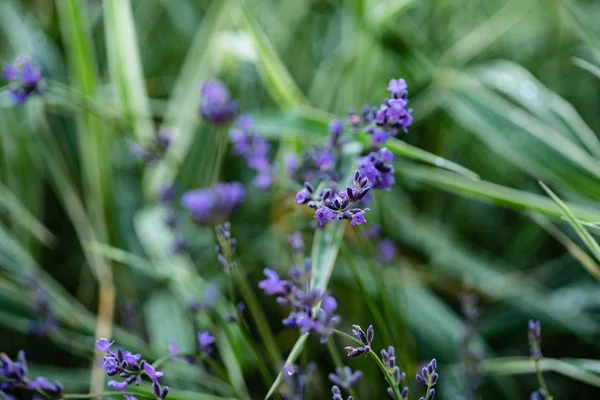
[145,0,233,196]
[539,181,600,279]
[400,164,600,222]
[484,357,600,388]
[573,57,600,80]
[103,0,153,141]
[240,7,309,107]
[0,181,55,246]
[530,214,600,281]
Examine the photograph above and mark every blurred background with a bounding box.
[2,0,600,399]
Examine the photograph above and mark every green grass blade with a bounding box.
[145,0,233,196]
[484,357,600,388]
[539,181,600,279]
[367,0,414,33]
[103,0,153,141]
[0,181,55,246]
[310,223,346,291]
[240,8,309,107]
[400,164,600,221]
[573,57,600,80]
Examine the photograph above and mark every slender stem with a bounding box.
[232,269,281,371]
[340,244,394,347]
[535,359,553,399]
[333,330,401,400]
[63,391,154,399]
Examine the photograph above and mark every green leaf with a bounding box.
[484,357,600,388]
[539,181,600,279]
[145,0,233,196]
[310,223,346,291]
[240,8,309,107]
[400,163,600,222]
[103,0,153,141]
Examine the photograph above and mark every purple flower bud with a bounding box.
[366,325,374,343]
[259,268,289,295]
[198,331,215,354]
[199,80,238,125]
[95,338,114,353]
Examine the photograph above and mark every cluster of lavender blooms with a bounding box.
[528,319,542,361]
[381,346,409,399]
[181,182,245,225]
[528,320,552,399]
[348,78,413,146]
[295,171,371,227]
[199,80,238,125]
[25,275,58,337]
[328,366,362,392]
[230,115,275,190]
[158,184,188,254]
[130,131,171,165]
[2,57,43,105]
[215,222,237,272]
[258,262,340,342]
[96,338,169,400]
[344,324,374,357]
[416,359,438,400]
[1,351,63,399]
[168,331,215,364]
[457,293,485,400]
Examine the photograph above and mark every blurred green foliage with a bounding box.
[2,0,600,399]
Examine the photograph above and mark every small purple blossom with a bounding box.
[328,366,363,391]
[284,152,300,177]
[96,338,168,399]
[332,385,354,400]
[229,115,274,190]
[287,232,304,254]
[416,358,438,400]
[349,209,369,226]
[3,57,43,105]
[198,331,215,354]
[378,239,397,263]
[258,268,289,295]
[1,351,63,398]
[199,80,238,125]
[357,148,395,191]
[314,206,336,226]
[181,182,245,225]
[528,320,543,361]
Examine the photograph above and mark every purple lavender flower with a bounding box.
[312,148,336,171]
[332,385,354,400]
[380,345,408,399]
[181,182,245,225]
[258,268,289,295]
[530,389,547,399]
[357,148,395,191]
[344,325,373,358]
[25,275,58,337]
[378,239,397,263]
[3,57,43,105]
[314,206,336,226]
[199,80,238,125]
[130,131,172,165]
[96,338,169,399]
[284,152,300,177]
[281,363,315,400]
[229,115,275,190]
[287,232,304,254]
[349,78,412,145]
[198,331,215,355]
[260,264,340,342]
[416,359,438,400]
[1,351,63,399]
[328,366,363,391]
[528,320,543,360]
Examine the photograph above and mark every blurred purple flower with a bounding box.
[357,148,395,191]
[3,57,43,105]
[378,239,396,263]
[199,80,238,125]
[198,331,215,354]
[181,182,245,225]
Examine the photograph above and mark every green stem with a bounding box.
[232,269,281,371]
[63,391,154,399]
[333,329,401,400]
[535,359,553,399]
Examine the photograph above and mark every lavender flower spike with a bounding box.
[199,80,238,125]
[181,182,245,225]
[198,331,215,355]
[328,366,363,391]
[1,351,63,399]
[3,57,43,105]
[332,385,354,400]
[528,319,543,360]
